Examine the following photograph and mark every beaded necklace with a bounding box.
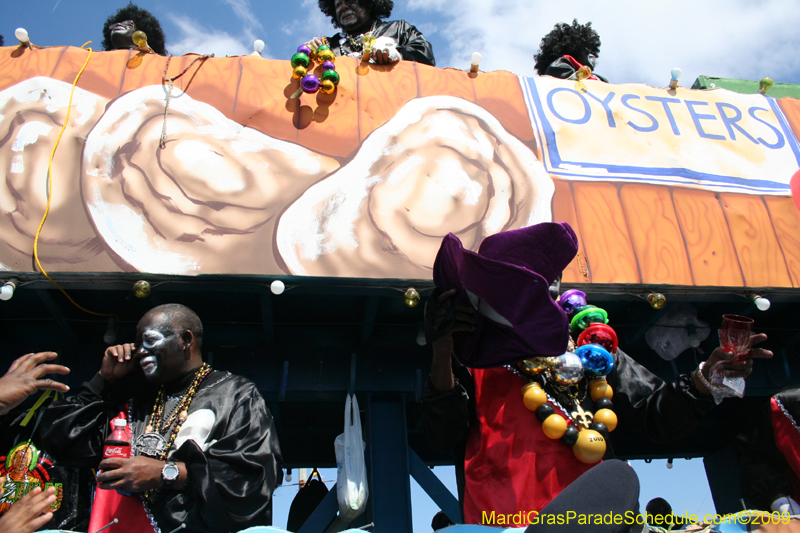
[290,39,341,98]
[511,290,619,464]
[339,20,377,58]
[134,363,212,502]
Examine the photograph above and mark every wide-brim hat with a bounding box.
[432,222,579,368]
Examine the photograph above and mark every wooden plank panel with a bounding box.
[180,55,238,120]
[552,179,590,284]
[620,184,693,286]
[673,188,744,287]
[764,196,800,287]
[357,59,419,142]
[118,53,178,95]
[572,182,640,284]
[417,66,474,101]
[234,56,302,146]
[719,193,792,287]
[472,70,534,144]
[0,46,65,92]
[50,47,127,99]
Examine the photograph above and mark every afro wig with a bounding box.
[534,19,601,76]
[102,2,167,55]
[318,0,393,29]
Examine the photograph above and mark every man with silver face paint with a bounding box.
[39,304,282,533]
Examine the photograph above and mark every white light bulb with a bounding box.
[270,280,285,295]
[666,459,674,469]
[416,330,427,346]
[253,39,265,53]
[285,469,292,482]
[471,52,482,66]
[0,285,13,301]
[755,297,771,311]
[671,67,682,81]
[15,28,29,44]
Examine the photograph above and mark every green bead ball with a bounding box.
[320,69,340,85]
[290,52,310,69]
[317,44,331,52]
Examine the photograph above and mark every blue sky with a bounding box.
[4,0,800,87]
[1,0,766,530]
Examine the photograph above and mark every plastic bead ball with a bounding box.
[572,429,606,464]
[595,397,613,410]
[522,383,547,411]
[317,49,336,62]
[317,44,331,52]
[593,409,617,432]
[291,52,310,69]
[570,305,609,332]
[562,425,579,446]
[301,74,320,93]
[292,66,308,80]
[577,323,619,354]
[589,379,614,401]
[320,80,336,94]
[535,403,554,422]
[297,44,312,56]
[133,280,151,299]
[542,414,567,439]
[322,60,336,71]
[321,69,340,86]
[404,288,421,308]
[519,357,551,375]
[553,353,583,385]
[590,422,609,441]
[558,289,587,316]
[132,31,148,48]
[574,344,614,379]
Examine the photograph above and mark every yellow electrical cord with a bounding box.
[32,41,117,321]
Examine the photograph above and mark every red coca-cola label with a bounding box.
[103,444,131,459]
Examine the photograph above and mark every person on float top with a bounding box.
[534,19,607,82]
[102,2,168,55]
[309,0,435,66]
[39,304,282,533]
[421,222,772,530]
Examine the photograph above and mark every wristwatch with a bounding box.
[161,461,180,489]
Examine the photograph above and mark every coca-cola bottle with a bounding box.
[103,418,131,459]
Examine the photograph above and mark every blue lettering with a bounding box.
[715,103,759,144]
[547,88,591,125]
[645,96,682,135]
[585,91,617,127]
[748,107,785,149]
[685,100,726,140]
[621,94,658,132]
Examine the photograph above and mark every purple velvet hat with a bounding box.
[432,222,579,368]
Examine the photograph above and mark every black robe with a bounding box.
[38,370,283,533]
[328,19,435,67]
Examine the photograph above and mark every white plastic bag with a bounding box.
[334,394,368,521]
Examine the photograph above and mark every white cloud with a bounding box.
[407,0,800,87]
[279,0,336,48]
[167,14,250,57]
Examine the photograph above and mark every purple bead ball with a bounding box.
[322,60,336,72]
[301,74,320,93]
[297,45,312,56]
[558,289,587,317]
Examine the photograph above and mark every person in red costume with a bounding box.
[421,222,772,531]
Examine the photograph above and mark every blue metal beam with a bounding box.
[298,482,339,533]
[408,448,462,524]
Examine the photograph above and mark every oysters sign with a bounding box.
[522,76,800,194]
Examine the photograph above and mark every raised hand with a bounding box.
[0,486,57,533]
[99,343,138,384]
[0,352,69,415]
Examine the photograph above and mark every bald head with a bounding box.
[148,303,203,350]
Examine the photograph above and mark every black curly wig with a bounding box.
[318,0,393,29]
[102,2,167,55]
[0,35,4,47]
[534,19,601,76]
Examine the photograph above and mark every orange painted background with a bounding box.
[0,46,799,289]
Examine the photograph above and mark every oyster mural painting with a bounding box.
[0,48,798,287]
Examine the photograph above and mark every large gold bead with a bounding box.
[589,378,613,401]
[519,357,552,375]
[647,292,667,309]
[593,408,617,432]
[522,382,547,411]
[133,280,151,299]
[293,66,308,80]
[572,429,606,464]
[542,414,567,439]
[404,287,421,307]
[132,31,148,48]
[317,49,336,62]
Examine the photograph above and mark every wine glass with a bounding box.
[711,314,754,402]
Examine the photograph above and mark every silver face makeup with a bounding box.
[135,325,178,381]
